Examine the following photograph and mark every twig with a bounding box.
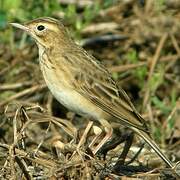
[0,81,32,90]
[165,74,180,89]
[170,34,180,57]
[0,143,56,168]
[34,122,51,155]
[15,156,32,180]
[82,22,119,34]
[143,33,168,109]
[9,145,16,180]
[76,121,93,150]
[71,121,93,158]
[108,62,146,73]
[0,84,46,106]
[58,0,93,8]
[165,101,179,145]
[109,54,178,73]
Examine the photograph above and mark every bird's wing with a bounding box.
[63,48,149,132]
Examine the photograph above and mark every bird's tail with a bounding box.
[131,127,173,168]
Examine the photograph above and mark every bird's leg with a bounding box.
[93,119,113,154]
[96,128,135,165]
[89,126,103,149]
[95,127,144,166]
[125,143,145,165]
[95,128,130,158]
[114,131,134,166]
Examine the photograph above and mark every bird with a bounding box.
[10,17,178,172]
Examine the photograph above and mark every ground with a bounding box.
[0,0,179,179]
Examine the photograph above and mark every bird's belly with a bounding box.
[40,61,105,120]
[46,79,103,120]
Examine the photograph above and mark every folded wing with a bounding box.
[63,47,149,133]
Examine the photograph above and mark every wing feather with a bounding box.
[62,48,149,132]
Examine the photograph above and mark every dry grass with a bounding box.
[0,0,180,179]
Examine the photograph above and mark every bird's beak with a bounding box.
[10,23,29,32]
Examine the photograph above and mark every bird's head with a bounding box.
[11,17,71,48]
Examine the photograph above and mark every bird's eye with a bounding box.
[37,25,45,31]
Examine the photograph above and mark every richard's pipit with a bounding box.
[11,17,179,172]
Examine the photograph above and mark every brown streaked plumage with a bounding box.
[11,17,179,172]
